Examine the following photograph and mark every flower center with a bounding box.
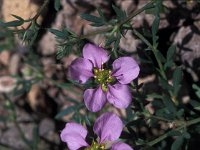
[85,141,105,150]
[93,68,114,92]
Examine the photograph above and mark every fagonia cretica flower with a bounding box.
[60,112,133,150]
[68,43,140,112]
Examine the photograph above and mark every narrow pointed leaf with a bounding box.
[173,67,182,96]
[171,136,184,150]
[54,0,61,11]
[112,5,126,21]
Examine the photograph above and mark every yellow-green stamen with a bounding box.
[93,67,114,92]
[85,141,105,150]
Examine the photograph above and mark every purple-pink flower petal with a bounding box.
[68,58,93,84]
[111,142,133,150]
[84,86,107,112]
[83,43,109,68]
[107,83,132,109]
[112,57,140,84]
[93,112,123,143]
[60,123,89,150]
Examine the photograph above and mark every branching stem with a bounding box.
[132,29,167,80]
[2,94,33,150]
[78,1,154,39]
[146,117,200,146]
[32,0,49,22]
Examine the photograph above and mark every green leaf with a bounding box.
[171,136,184,150]
[11,14,24,21]
[159,77,173,91]
[183,132,191,139]
[145,1,167,14]
[32,126,39,150]
[167,45,176,61]
[84,115,91,126]
[155,108,174,120]
[167,130,182,137]
[48,28,68,39]
[173,67,182,96]
[147,93,163,99]
[126,106,134,122]
[97,8,106,22]
[91,22,105,27]
[54,0,61,11]
[164,45,176,69]
[142,27,152,38]
[55,105,82,119]
[152,15,160,46]
[163,95,176,114]
[105,35,117,47]
[0,20,24,27]
[192,84,200,98]
[72,113,82,123]
[156,50,166,63]
[190,99,200,110]
[56,42,74,59]
[112,5,126,21]
[80,13,105,27]
[152,99,164,108]
[176,109,184,119]
[22,22,39,46]
[164,60,173,70]
[0,14,24,27]
[145,7,157,14]
[113,32,121,51]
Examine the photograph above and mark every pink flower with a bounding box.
[69,43,140,112]
[60,112,133,150]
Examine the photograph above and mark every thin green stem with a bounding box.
[32,0,49,22]
[118,1,154,27]
[132,29,167,80]
[58,0,155,57]
[139,112,173,122]
[14,120,32,149]
[147,131,168,147]
[77,1,154,40]
[146,117,200,147]
[186,117,200,126]
[0,142,21,150]
[132,29,178,104]
[149,115,173,122]
[112,48,118,58]
[79,27,113,39]
[2,94,33,150]
[12,0,49,33]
